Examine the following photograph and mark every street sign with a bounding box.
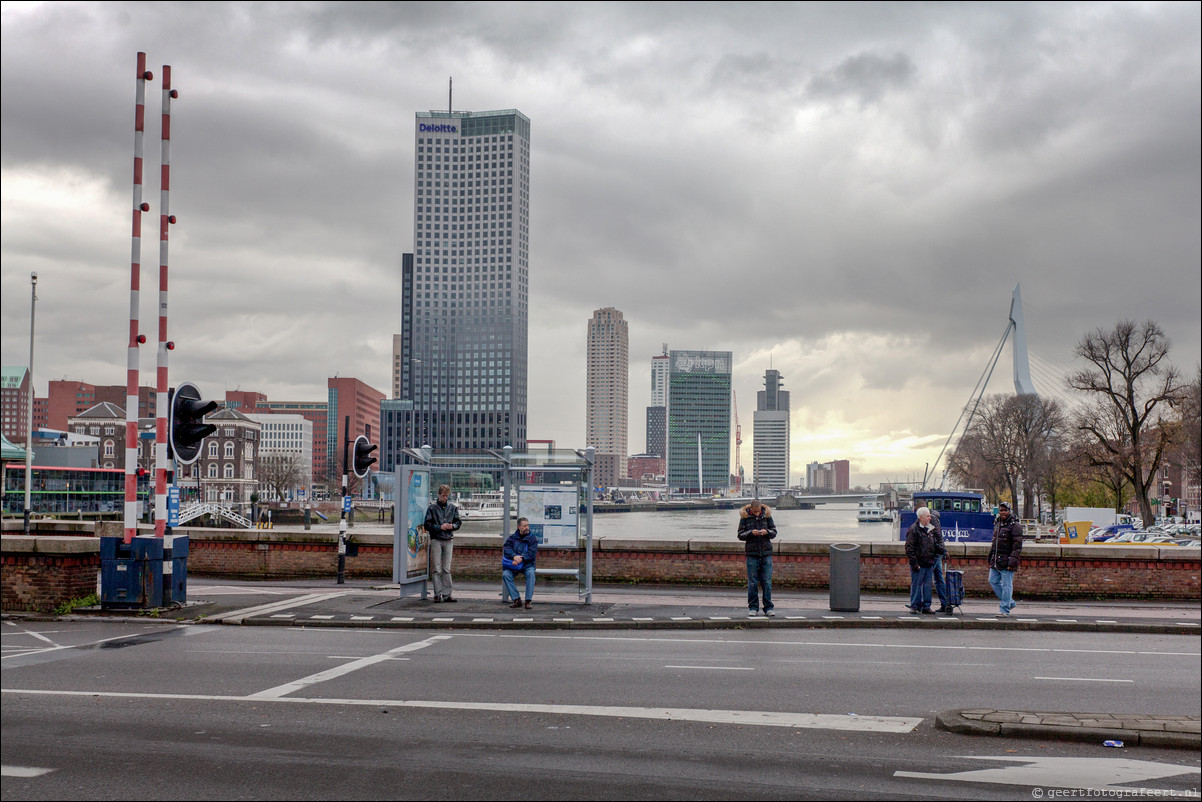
[343,496,352,513]
[167,486,180,527]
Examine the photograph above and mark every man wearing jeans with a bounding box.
[423,484,461,602]
[737,500,777,618]
[988,501,1023,615]
[905,506,944,614]
[502,517,538,609]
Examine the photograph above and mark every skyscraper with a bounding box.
[386,107,532,467]
[586,308,629,487]
[666,350,732,494]
[752,368,790,493]
[645,345,669,458]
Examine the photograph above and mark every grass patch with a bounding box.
[54,593,99,616]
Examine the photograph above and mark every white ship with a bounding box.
[458,491,513,522]
[856,497,891,523]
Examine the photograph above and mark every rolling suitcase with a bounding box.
[943,567,965,613]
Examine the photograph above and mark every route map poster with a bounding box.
[517,484,579,548]
[394,466,430,585]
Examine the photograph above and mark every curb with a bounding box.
[935,710,1201,751]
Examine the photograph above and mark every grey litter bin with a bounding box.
[829,543,861,612]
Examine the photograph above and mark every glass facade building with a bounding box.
[387,108,531,470]
[666,350,732,494]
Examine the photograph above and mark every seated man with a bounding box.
[502,517,539,610]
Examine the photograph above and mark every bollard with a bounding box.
[304,505,312,530]
[829,543,861,612]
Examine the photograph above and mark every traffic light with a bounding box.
[169,382,217,465]
[352,435,377,478]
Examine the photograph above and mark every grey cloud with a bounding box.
[806,51,917,106]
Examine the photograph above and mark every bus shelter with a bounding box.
[394,446,596,603]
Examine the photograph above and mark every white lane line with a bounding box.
[310,615,335,620]
[349,616,374,621]
[1,628,186,662]
[1,765,55,777]
[1,688,922,733]
[2,624,59,647]
[248,635,451,699]
[664,665,754,671]
[211,592,352,623]
[1034,676,1134,683]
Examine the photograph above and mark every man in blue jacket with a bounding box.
[503,516,539,609]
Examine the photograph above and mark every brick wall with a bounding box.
[2,551,100,613]
[179,532,1200,602]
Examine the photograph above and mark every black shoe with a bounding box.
[909,608,920,615]
[444,596,457,603]
[921,608,934,614]
[509,599,523,609]
[433,596,443,603]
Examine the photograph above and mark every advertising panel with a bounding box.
[517,484,579,548]
[394,466,430,587]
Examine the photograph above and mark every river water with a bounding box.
[455,502,899,543]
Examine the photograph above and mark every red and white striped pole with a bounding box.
[124,53,153,544]
[154,64,177,539]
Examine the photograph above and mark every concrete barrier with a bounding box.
[3,524,1199,604]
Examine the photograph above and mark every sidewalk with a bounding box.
[172,578,1201,635]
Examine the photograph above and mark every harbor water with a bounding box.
[455,502,898,543]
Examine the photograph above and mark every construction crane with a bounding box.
[733,390,743,494]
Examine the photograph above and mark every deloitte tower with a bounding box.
[388,108,531,463]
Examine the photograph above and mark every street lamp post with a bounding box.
[23,272,37,535]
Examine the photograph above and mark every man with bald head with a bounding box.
[904,506,945,614]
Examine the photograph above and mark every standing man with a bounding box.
[905,506,944,614]
[502,516,539,609]
[424,484,461,603]
[737,500,777,618]
[988,501,1023,615]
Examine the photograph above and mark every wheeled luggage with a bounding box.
[944,568,965,612]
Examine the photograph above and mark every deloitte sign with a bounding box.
[420,122,458,133]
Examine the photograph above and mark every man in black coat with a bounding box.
[904,506,944,614]
[737,500,777,618]
[988,501,1023,615]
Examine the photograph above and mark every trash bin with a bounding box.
[100,535,164,609]
[829,543,861,612]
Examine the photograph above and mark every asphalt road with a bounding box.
[2,622,1199,800]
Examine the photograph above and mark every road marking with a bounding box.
[1,628,187,662]
[472,618,495,623]
[1,765,55,777]
[593,618,615,622]
[390,617,413,622]
[248,635,450,699]
[708,616,731,621]
[1,688,922,733]
[270,614,295,619]
[664,665,754,671]
[632,617,653,621]
[1,624,59,647]
[670,617,692,621]
[310,615,335,620]
[1035,676,1134,683]
[896,756,1199,791]
[350,616,374,621]
[211,592,352,624]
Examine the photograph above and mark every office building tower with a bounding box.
[807,459,850,493]
[586,307,628,486]
[389,107,531,464]
[752,368,790,493]
[666,350,732,494]
[645,346,668,457]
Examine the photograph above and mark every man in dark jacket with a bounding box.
[502,517,539,609]
[905,506,945,614]
[423,484,461,602]
[988,501,1023,615]
[737,500,777,618]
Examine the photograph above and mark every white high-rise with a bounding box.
[753,368,790,493]
[586,307,628,487]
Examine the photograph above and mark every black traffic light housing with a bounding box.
[352,435,377,478]
[169,382,217,465]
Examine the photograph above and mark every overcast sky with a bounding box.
[2,1,1199,487]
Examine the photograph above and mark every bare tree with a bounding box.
[1181,366,1201,489]
[946,393,1065,517]
[257,454,306,502]
[1067,320,1183,526]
